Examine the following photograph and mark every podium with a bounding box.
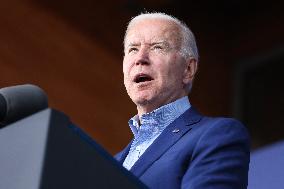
[0,108,147,189]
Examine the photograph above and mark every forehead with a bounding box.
[125,19,181,46]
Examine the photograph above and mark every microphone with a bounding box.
[0,84,48,127]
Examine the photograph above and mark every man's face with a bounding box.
[123,19,189,114]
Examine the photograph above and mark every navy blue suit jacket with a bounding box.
[115,107,250,189]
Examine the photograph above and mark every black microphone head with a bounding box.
[0,94,7,121]
[0,84,48,127]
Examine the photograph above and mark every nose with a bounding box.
[135,47,150,66]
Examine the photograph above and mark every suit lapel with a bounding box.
[130,107,202,177]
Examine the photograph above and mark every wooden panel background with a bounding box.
[0,0,283,153]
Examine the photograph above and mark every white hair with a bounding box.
[124,12,199,62]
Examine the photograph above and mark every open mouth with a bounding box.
[134,74,153,83]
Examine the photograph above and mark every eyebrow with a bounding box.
[126,41,169,48]
[126,42,140,48]
[151,41,167,45]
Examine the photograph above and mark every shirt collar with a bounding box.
[128,96,191,138]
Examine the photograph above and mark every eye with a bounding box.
[128,47,138,54]
[153,45,163,50]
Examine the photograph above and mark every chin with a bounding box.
[133,97,150,105]
[132,94,154,106]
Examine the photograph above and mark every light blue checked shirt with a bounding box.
[123,96,191,170]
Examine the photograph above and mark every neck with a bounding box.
[137,105,156,117]
[136,94,188,117]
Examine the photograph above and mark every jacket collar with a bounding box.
[116,107,202,177]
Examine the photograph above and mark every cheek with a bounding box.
[122,60,130,78]
[123,55,134,72]
[160,62,185,85]
[122,64,132,90]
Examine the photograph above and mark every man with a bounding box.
[115,12,250,189]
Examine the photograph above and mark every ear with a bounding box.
[183,58,198,85]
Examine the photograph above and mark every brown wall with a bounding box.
[0,0,135,154]
[1,0,283,153]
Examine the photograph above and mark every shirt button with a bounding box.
[136,146,141,151]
